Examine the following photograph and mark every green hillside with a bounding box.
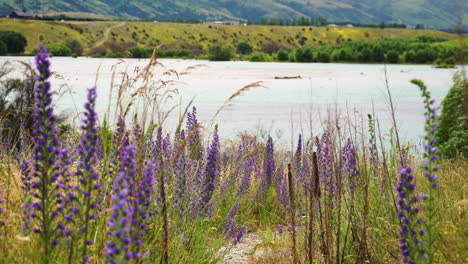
[0,18,460,56]
[0,0,466,30]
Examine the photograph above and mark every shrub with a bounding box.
[386,50,399,63]
[249,52,268,62]
[0,41,6,55]
[435,72,468,158]
[45,43,72,56]
[236,42,253,55]
[0,30,27,53]
[66,40,83,56]
[208,45,232,61]
[0,61,35,149]
[276,49,289,61]
[129,46,150,58]
[295,46,314,62]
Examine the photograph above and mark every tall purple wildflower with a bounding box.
[27,44,65,260]
[237,157,253,196]
[20,160,33,233]
[224,201,240,238]
[232,226,246,245]
[367,114,379,176]
[263,136,275,187]
[174,130,188,219]
[200,125,220,213]
[106,144,141,263]
[316,133,335,203]
[294,134,302,174]
[396,165,426,263]
[342,140,359,197]
[412,79,440,262]
[74,86,102,262]
[186,107,203,160]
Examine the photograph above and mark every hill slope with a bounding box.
[0,18,459,55]
[0,0,466,30]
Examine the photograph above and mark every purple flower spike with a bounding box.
[25,44,68,258]
[200,125,220,212]
[232,226,246,245]
[396,164,426,263]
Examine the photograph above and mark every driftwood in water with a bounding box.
[274,75,302,79]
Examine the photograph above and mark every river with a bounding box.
[0,56,463,145]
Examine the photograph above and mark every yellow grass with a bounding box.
[0,18,460,54]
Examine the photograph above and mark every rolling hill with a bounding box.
[0,0,466,30]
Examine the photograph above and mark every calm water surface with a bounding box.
[1,56,463,144]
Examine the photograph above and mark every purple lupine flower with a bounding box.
[316,132,336,206]
[174,130,188,219]
[27,44,66,256]
[20,160,34,233]
[105,144,140,263]
[263,136,275,187]
[277,224,283,235]
[342,139,359,197]
[237,157,253,196]
[74,86,101,261]
[412,79,440,262]
[224,201,240,238]
[367,114,379,176]
[257,136,275,200]
[396,165,426,263]
[294,134,302,174]
[232,226,246,245]
[200,125,220,212]
[186,107,204,160]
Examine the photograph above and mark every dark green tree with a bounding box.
[386,50,399,63]
[0,31,27,53]
[435,73,468,158]
[236,42,253,55]
[208,45,232,61]
[276,49,289,61]
[0,41,6,56]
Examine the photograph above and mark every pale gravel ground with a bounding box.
[218,232,272,263]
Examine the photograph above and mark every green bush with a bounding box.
[276,49,289,61]
[159,49,193,58]
[236,42,253,55]
[295,46,314,62]
[44,44,72,56]
[208,45,232,61]
[0,41,6,56]
[435,72,468,158]
[249,52,268,62]
[386,50,399,63]
[66,40,83,56]
[129,46,150,58]
[0,30,27,53]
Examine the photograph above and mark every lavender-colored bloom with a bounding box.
[200,125,220,212]
[277,224,283,235]
[237,157,253,196]
[367,114,379,175]
[316,132,336,205]
[342,139,359,197]
[174,130,188,219]
[396,165,426,263]
[263,136,275,187]
[412,79,441,262]
[106,145,141,263]
[294,134,302,174]
[232,226,246,245]
[224,201,240,238]
[26,45,66,255]
[73,86,101,261]
[186,107,204,160]
[257,136,275,200]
